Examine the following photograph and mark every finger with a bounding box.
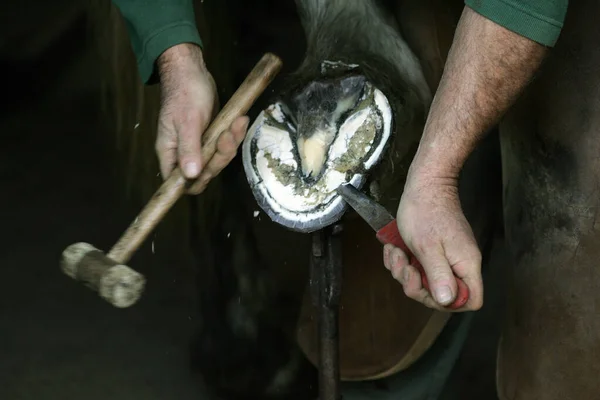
[412,241,458,307]
[448,241,484,310]
[388,248,442,309]
[400,264,444,310]
[385,245,463,311]
[186,129,239,194]
[177,112,209,179]
[187,179,209,196]
[230,115,249,144]
[155,131,178,180]
[382,244,395,270]
[188,116,249,194]
[388,247,410,282]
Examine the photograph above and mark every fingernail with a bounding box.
[434,286,453,304]
[184,162,199,178]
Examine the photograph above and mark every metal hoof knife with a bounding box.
[336,183,469,310]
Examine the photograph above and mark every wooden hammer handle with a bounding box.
[107,53,283,264]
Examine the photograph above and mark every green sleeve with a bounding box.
[111,0,203,84]
[464,0,569,47]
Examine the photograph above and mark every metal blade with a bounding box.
[336,183,395,232]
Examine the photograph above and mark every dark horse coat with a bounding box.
[498,0,600,398]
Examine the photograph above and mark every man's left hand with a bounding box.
[383,175,484,312]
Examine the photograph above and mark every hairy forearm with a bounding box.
[409,6,547,182]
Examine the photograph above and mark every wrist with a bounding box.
[157,43,206,79]
[405,138,463,194]
[405,165,459,194]
[409,155,460,181]
[407,133,465,184]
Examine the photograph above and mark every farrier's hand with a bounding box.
[156,43,249,194]
[380,5,549,312]
[383,174,483,312]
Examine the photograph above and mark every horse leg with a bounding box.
[188,169,317,399]
[497,1,600,397]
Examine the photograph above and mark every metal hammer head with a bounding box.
[60,243,146,308]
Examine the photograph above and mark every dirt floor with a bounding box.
[0,5,507,400]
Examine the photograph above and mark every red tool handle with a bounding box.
[375,219,469,310]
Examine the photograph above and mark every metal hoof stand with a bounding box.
[310,224,344,400]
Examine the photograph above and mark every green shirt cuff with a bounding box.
[112,0,203,85]
[465,0,567,47]
[138,22,203,84]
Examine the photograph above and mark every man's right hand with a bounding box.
[156,43,249,194]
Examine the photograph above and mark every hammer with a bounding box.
[60,53,283,308]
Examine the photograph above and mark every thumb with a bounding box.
[177,114,207,179]
[414,243,458,307]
